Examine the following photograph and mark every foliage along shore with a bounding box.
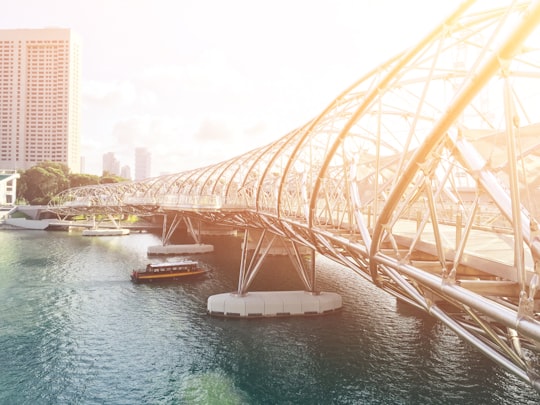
[16,161,128,205]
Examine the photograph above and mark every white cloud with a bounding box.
[83,80,137,108]
[194,119,234,142]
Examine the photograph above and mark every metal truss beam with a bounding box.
[48,1,540,394]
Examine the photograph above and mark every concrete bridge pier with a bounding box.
[81,214,130,236]
[207,228,342,317]
[147,214,214,255]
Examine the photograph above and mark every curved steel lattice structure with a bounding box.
[50,0,540,392]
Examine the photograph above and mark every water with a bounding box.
[0,229,538,404]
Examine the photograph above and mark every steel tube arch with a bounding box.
[48,1,540,393]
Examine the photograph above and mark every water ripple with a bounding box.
[0,231,538,404]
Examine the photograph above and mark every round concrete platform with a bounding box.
[147,244,214,255]
[82,228,130,236]
[207,290,342,318]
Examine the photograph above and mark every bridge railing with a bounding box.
[156,194,223,211]
[123,196,157,206]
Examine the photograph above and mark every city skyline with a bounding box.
[2,0,456,177]
[103,148,150,180]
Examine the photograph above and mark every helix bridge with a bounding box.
[49,0,540,393]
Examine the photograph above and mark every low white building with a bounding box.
[0,169,19,206]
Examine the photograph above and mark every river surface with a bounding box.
[0,229,538,404]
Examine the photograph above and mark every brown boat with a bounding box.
[131,260,207,283]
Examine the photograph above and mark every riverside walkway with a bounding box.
[48,1,540,394]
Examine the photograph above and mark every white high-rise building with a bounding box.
[0,28,81,173]
[135,147,151,180]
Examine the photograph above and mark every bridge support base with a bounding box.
[147,243,214,255]
[207,290,342,318]
[82,228,130,236]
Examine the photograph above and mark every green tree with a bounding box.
[18,161,70,205]
[69,173,100,188]
[16,164,130,205]
[100,171,127,184]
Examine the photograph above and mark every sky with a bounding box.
[2,0,457,177]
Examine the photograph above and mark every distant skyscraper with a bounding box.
[0,28,81,173]
[135,147,151,180]
[102,152,120,176]
[120,165,131,180]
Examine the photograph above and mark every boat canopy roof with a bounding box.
[148,260,198,269]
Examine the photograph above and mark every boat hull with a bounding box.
[131,269,207,283]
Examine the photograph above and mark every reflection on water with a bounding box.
[0,230,537,404]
